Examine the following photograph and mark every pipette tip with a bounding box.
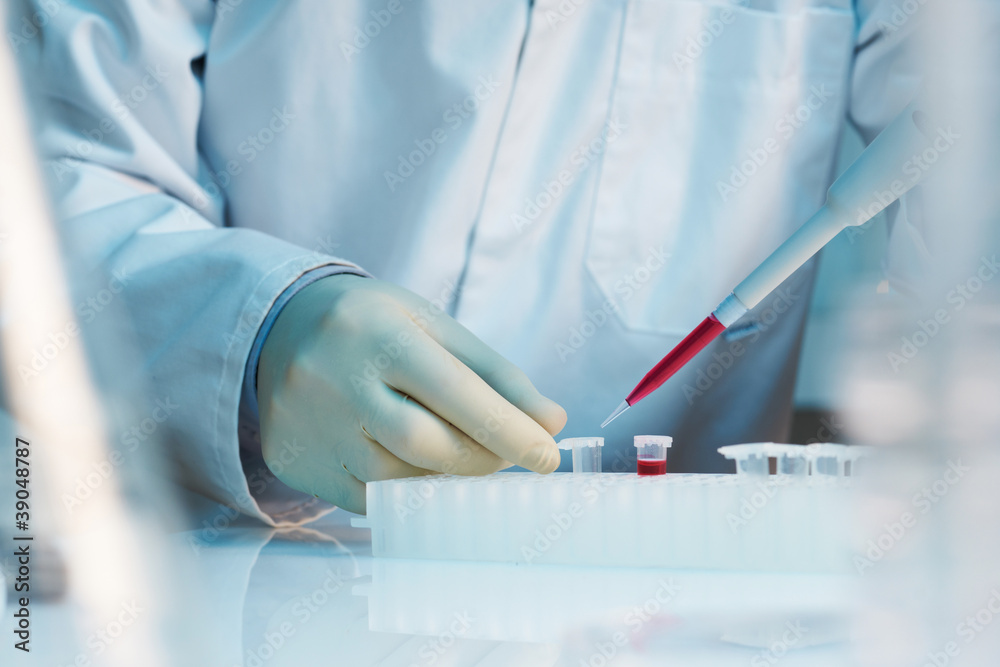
[600,400,630,429]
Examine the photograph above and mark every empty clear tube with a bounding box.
[719,442,873,478]
[718,443,809,477]
[804,443,849,476]
[805,443,874,476]
[843,445,874,476]
[558,437,603,473]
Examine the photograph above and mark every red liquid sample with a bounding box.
[637,459,667,476]
[627,314,726,404]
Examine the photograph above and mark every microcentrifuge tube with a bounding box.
[634,435,672,475]
[558,437,603,473]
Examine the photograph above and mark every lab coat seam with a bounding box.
[450,3,535,309]
[579,0,632,294]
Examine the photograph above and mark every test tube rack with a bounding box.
[351,471,855,572]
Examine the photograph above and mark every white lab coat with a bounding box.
[12,0,924,523]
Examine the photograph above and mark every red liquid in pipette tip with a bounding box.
[602,312,727,429]
[626,313,726,404]
[637,459,667,476]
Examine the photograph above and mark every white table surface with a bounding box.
[4,505,861,666]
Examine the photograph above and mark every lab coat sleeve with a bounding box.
[12,0,361,525]
[241,265,365,422]
[848,1,930,295]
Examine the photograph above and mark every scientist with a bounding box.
[13,0,921,518]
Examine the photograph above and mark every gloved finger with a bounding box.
[385,287,567,436]
[382,327,561,474]
[365,385,511,475]
[339,424,436,485]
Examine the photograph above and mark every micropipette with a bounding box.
[602,102,947,428]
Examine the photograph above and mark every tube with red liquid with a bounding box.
[635,435,672,476]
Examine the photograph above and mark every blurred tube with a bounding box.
[0,23,167,667]
[845,1,1000,666]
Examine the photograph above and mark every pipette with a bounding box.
[602,102,948,428]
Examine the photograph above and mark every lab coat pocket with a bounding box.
[585,0,854,336]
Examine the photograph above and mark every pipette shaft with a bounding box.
[602,102,946,428]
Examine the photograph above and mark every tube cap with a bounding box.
[634,435,673,449]
[557,437,604,450]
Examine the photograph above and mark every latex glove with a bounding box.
[257,275,567,514]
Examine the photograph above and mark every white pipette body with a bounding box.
[602,101,949,428]
[713,102,945,326]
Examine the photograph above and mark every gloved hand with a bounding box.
[257,275,567,514]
